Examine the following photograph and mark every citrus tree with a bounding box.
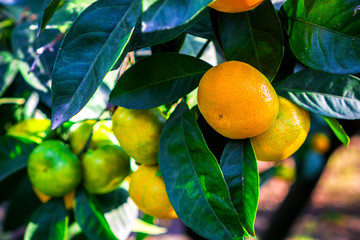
[0,0,360,240]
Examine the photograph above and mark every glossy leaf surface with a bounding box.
[109,53,212,109]
[51,0,140,129]
[74,189,118,240]
[24,199,68,240]
[0,51,18,97]
[159,101,245,240]
[322,116,350,146]
[220,140,259,236]
[142,0,212,32]
[37,0,65,35]
[275,69,360,119]
[217,0,284,81]
[0,136,37,181]
[281,0,360,74]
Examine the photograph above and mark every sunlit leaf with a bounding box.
[281,0,360,74]
[322,116,350,146]
[24,199,69,240]
[109,53,212,109]
[51,0,141,129]
[275,69,360,119]
[220,140,259,236]
[0,136,37,182]
[159,101,246,240]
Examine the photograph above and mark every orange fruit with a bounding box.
[251,96,311,161]
[33,187,75,210]
[112,107,166,165]
[82,145,130,194]
[27,140,82,197]
[311,133,331,154]
[69,120,118,155]
[197,61,279,139]
[129,165,177,219]
[7,118,52,143]
[63,190,75,210]
[33,187,51,203]
[209,0,264,13]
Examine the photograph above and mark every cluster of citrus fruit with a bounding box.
[8,118,130,209]
[197,60,311,161]
[112,107,177,219]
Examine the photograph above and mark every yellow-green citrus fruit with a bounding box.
[28,140,82,197]
[129,165,177,219]
[251,96,311,161]
[82,145,130,194]
[209,0,264,13]
[197,61,279,139]
[7,118,52,143]
[112,107,166,165]
[311,133,331,154]
[69,120,118,155]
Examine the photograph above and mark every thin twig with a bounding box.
[29,33,65,73]
[196,39,211,59]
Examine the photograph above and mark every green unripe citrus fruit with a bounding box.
[69,120,118,155]
[27,140,82,197]
[82,144,130,194]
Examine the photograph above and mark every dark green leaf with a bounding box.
[3,174,41,230]
[51,0,141,129]
[74,189,118,240]
[37,0,65,36]
[275,69,360,119]
[24,199,69,240]
[281,0,360,74]
[159,101,245,240]
[128,8,208,51]
[322,116,350,146]
[186,11,217,41]
[220,140,259,236]
[141,0,212,32]
[0,136,37,181]
[0,51,18,97]
[109,53,212,109]
[217,0,284,81]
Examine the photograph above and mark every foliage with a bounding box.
[0,0,359,240]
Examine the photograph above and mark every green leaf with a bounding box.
[24,199,69,240]
[11,21,59,107]
[51,0,141,129]
[141,0,213,32]
[109,53,212,109]
[186,11,217,41]
[128,7,208,51]
[3,174,41,230]
[281,0,360,74]
[96,188,139,240]
[322,116,350,146]
[74,189,118,240]
[217,0,284,81]
[37,0,66,36]
[0,136,37,182]
[159,101,245,240]
[275,69,360,119]
[0,51,18,97]
[220,140,259,236]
